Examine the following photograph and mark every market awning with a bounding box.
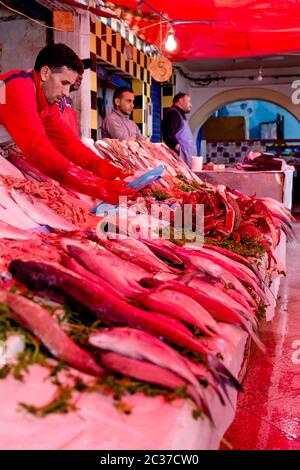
[108,1,300,61]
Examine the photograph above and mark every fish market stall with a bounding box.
[0,325,247,450]
[197,166,294,210]
[195,162,293,321]
[0,141,292,450]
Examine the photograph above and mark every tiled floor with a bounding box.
[220,220,300,450]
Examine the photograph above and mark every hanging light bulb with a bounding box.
[165,28,177,52]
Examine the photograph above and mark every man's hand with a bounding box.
[63,164,136,204]
[86,155,131,180]
[97,179,136,205]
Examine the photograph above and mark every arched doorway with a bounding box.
[190,87,300,211]
[190,87,300,136]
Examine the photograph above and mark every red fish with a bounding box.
[8,260,210,355]
[10,189,76,232]
[62,239,147,297]
[90,327,212,414]
[99,236,174,273]
[0,220,34,240]
[0,288,105,377]
[137,289,222,336]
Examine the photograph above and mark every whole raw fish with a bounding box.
[0,185,38,230]
[9,259,245,392]
[141,238,186,269]
[8,259,210,355]
[140,275,265,352]
[202,244,255,270]
[10,189,76,232]
[62,239,147,297]
[89,327,212,414]
[174,245,268,303]
[0,220,33,240]
[101,352,201,401]
[188,278,265,352]
[0,288,105,377]
[60,253,123,300]
[137,288,222,336]
[0,154,24,179]
[100,236,174,273]
[180,253,257,308]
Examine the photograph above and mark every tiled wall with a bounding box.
[206,140,267,164]
[150,80,162,142]
[162,72,176,119]
[90,17,152,140]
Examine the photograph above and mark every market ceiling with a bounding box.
[108,0,300,61]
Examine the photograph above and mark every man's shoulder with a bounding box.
[103,111,113,120]
[0,70,34,99]
[0,69,33,84]
[103,110,113,121]
[164,106,182,118]
[103,110,122,124]
[0,69,21,80]
[163,106,183,123]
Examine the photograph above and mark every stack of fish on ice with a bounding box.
[0,141,294,421]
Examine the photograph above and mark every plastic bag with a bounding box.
[91,165,165,215]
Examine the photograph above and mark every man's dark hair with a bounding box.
[34,43,84,74]
[113,86,134,108]
[173,92,188,104]
[82,58,92,70]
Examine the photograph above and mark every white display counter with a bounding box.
[196,166,294,210]
[0,238,286,450]
[0,324,248,450]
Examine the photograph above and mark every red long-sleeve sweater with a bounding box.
[0,69,96,181]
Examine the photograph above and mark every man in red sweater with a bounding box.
[59,58,91,136]
[0,43,134,204]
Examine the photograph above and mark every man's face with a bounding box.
[178,95,193,114]
[39,65,78,105]
[70,73,83,92]
[115,91,135,116]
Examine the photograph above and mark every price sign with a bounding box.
[53,11,74,32]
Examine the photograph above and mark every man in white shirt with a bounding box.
[101,87,145,141]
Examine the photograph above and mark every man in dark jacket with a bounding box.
[0,44,134,204]
[161,92,196,168]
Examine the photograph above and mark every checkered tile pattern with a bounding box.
[206,141,267,164]
[162,72,176,118]
[90,17,152,139]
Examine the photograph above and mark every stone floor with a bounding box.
[220,219,300,450]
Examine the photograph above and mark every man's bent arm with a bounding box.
[0,77,70,180]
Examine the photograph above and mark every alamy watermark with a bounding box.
[96,198,204,245]
[0,340,7,367]
[291,339,300,365]
[291,80,300,104]
[0,81,6,105]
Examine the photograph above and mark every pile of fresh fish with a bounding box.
[92,141,294,246]
[94,139,199,184]
[5,229,262,412]
[7,240,244,419]
[0,140,293,421]
[1,149,94,227]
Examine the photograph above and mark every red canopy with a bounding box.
[110,1,300,60]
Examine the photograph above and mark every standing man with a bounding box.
[0,44,134,204]
[101,87,146,141]
[161,92,197,167]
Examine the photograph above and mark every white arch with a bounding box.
[190,87,300,135]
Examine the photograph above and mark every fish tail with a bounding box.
[207,354,244,393]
